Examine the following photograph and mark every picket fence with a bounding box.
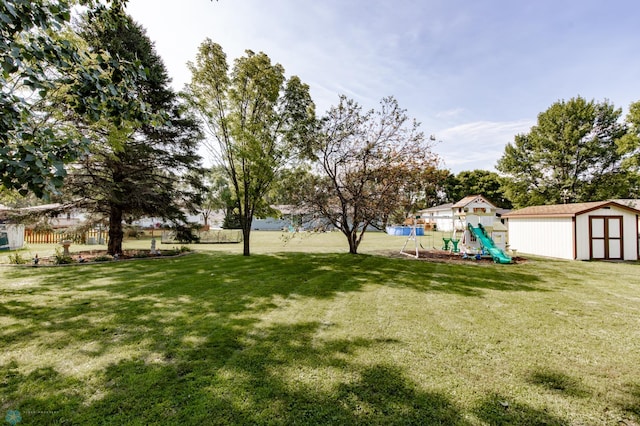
[24,229,107,245]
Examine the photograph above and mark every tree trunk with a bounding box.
[107,204,124,255]
[242,212,252,256]
[346,229,359,254]
[242,226,251,256]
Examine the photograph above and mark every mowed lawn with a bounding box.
[1,232,639,425]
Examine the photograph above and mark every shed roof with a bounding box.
[503,200,640,219]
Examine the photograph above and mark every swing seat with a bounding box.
[442,237,451,250]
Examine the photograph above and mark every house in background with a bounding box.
[418,195,506,232]
[17,203,87,228]
[418,203,454,231]
[452,195,501,230]
[503,200,640,261]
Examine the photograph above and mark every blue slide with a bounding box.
[467,223,513,264]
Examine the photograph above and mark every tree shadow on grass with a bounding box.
[618,382,640,421]
[0,251,549,423]
[527,368,591,398]
[335,364,464,425]
[473,393,569,426]
[1,320,470,424]
[3,251,546,301]
[86,322,469,425]
[0,362,86,424]
[358,253,545,296]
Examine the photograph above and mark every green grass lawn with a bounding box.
[1,231,639,424]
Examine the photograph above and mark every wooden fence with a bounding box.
[161,229,243,244]
[24,229,107,245]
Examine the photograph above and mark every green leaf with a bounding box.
[0,12,12,25]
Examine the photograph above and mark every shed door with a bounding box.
[590,216,623,260]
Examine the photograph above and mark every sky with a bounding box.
[125,0,640,173]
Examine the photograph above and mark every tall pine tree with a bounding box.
[64,13,203,254]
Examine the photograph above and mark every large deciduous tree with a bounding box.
[0,0,147,198]
[615,101,640,195]
[62,13,203,255]
[496,96,632,207]
[444,170,512,208]
[296,96,441,254]
[618,101,640,169]
[186,40,315,256]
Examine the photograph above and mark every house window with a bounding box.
[473,208,485,213]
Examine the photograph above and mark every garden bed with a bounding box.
[3,248,191,266]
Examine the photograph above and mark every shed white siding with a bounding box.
[506,204,639,261]
[0,224,25,250]
[507,217,574,260]
[575,207,638,260]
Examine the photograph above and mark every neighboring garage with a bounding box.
[503,201,640,261]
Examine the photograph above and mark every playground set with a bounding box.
[392,195,513,264]
[397,218,513,264]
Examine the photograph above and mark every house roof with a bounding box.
[419,203,453,213]
[502,200,640,219]
[452,195,496,209]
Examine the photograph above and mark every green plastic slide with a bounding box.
[467,223,512,264]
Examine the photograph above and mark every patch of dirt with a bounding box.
[384,249,526,264]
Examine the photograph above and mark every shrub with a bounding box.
[8,252,28,265]
[54,248,74,265]
[93,255,113,262]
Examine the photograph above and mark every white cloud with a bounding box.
[124,0,640,172]
[435,119,534,172]
[435,108,465,119]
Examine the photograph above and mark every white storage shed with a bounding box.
[0,224,25,250]
[503,201,640,261]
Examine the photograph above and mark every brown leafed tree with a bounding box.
[296,96,441,254]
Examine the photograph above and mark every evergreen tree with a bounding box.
[64,13,203,254]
